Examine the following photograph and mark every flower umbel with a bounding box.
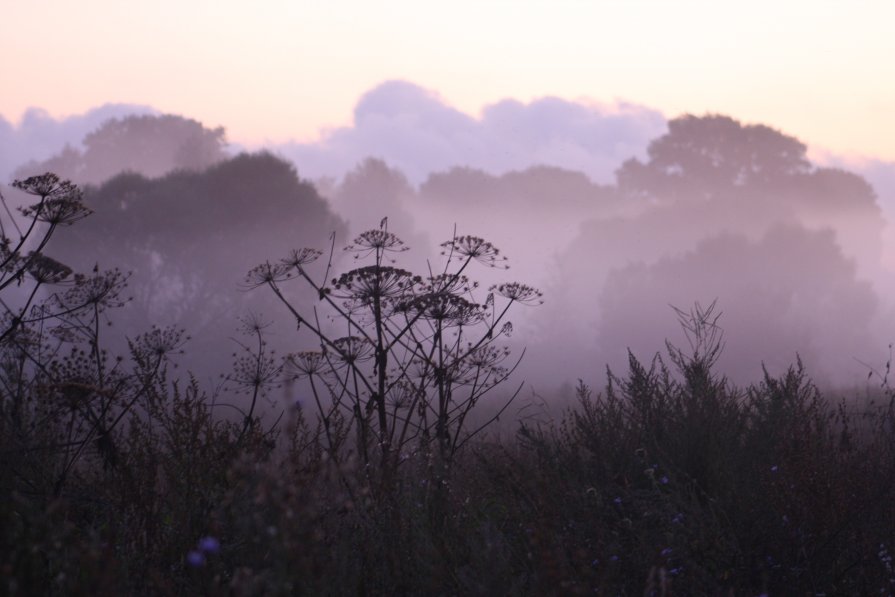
[441,235,509,269]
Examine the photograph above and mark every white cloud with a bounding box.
[276,80,667,185]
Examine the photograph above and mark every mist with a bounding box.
[3,85,895,402]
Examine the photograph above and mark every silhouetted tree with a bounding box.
[617,114,812,203]
[14,114,228,185]
[47,152,345,373]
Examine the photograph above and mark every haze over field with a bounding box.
[3,0,895,393]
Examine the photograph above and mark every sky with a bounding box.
[2,0,894,162]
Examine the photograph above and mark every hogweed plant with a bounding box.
[246,221,542,488]
[0,173,184,498]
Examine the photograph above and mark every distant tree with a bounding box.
[613,113,884,274]
[14,114,228,185]
[330,158,418,232]
[420,167,501,204]
[617,114,812,203]
[419,164,616,209]
[47,152,345,371]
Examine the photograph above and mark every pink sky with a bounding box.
[2,0,894,161]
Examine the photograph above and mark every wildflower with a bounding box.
[660,547,672,557]
[346,230,408,254]
[406,292,484,325]
[281,248,323,269]
[770,465,778,472]
[660,475,669,485]
[133,326,188,359]
[237,312,272,336]
[186,550,205,567]
[331,266,419,306]
[613,496,622,505]
[243,261,293,288]
[489,282,544,305]
[57,269,129,311]
[287,351,327,377]
[441,235,509,269]
[14,174,91,225]
[25,252,72,284]
[13,173,65,197]
[198,536,220,554]
[609,555,619,562]
[671,513,684,524]
[332,336,373,366]
[232,352,281,390]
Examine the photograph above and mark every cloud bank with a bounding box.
[276,80,668,185]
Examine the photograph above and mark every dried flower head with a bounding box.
[281,248,323,270]
[331,266,420,305]
[441,235,509,269]
[237,312,272,336]
[57,269,130,311]
[132,326,188,359]
[346,230,408,255]
[405,292,484,326]
[243,261,294,288]
[332,336,373,365]
[14,174,91,225]
[287,350,327,377]
[490,282,544,305]
[25,252,72,284]
[232,352,281,390]
[422,273,476,295]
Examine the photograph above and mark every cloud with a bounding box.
[276,80,668,185]
[0,103,157,182]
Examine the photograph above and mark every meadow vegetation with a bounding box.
[2,172,895,596]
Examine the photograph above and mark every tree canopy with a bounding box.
[14,114,228,185]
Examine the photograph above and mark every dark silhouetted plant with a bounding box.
[246,221,541,488]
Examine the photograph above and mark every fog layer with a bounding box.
[5,88,895,394]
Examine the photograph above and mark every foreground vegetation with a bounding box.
[5,338,895,595]
[3,174,895,595]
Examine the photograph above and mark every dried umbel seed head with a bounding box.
[404,292,484,326]
[58,269,130,311]
[331,266,420,304]
[243,261,294,288]
[25,252,73,284]
[12,173,67,197]
[422,273,477,295]
[14,174,92,225]
[490,282,544,305]
[133,326,188,359]
[287,350,327,377]
[346,230,408,254]
[441,235,509,269]
[281,248,323,270]
[237,312,272,336]
[332,336,373,365]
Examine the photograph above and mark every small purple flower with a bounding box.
[609,555,619,562]
[672,513,684,524]
[660,547,672,557]
[669,566,683,576]
[198,536,220,554]
[613,496,622,505]
[186,550,205,567]
[770,465,778,473]
[660,476,669,485]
